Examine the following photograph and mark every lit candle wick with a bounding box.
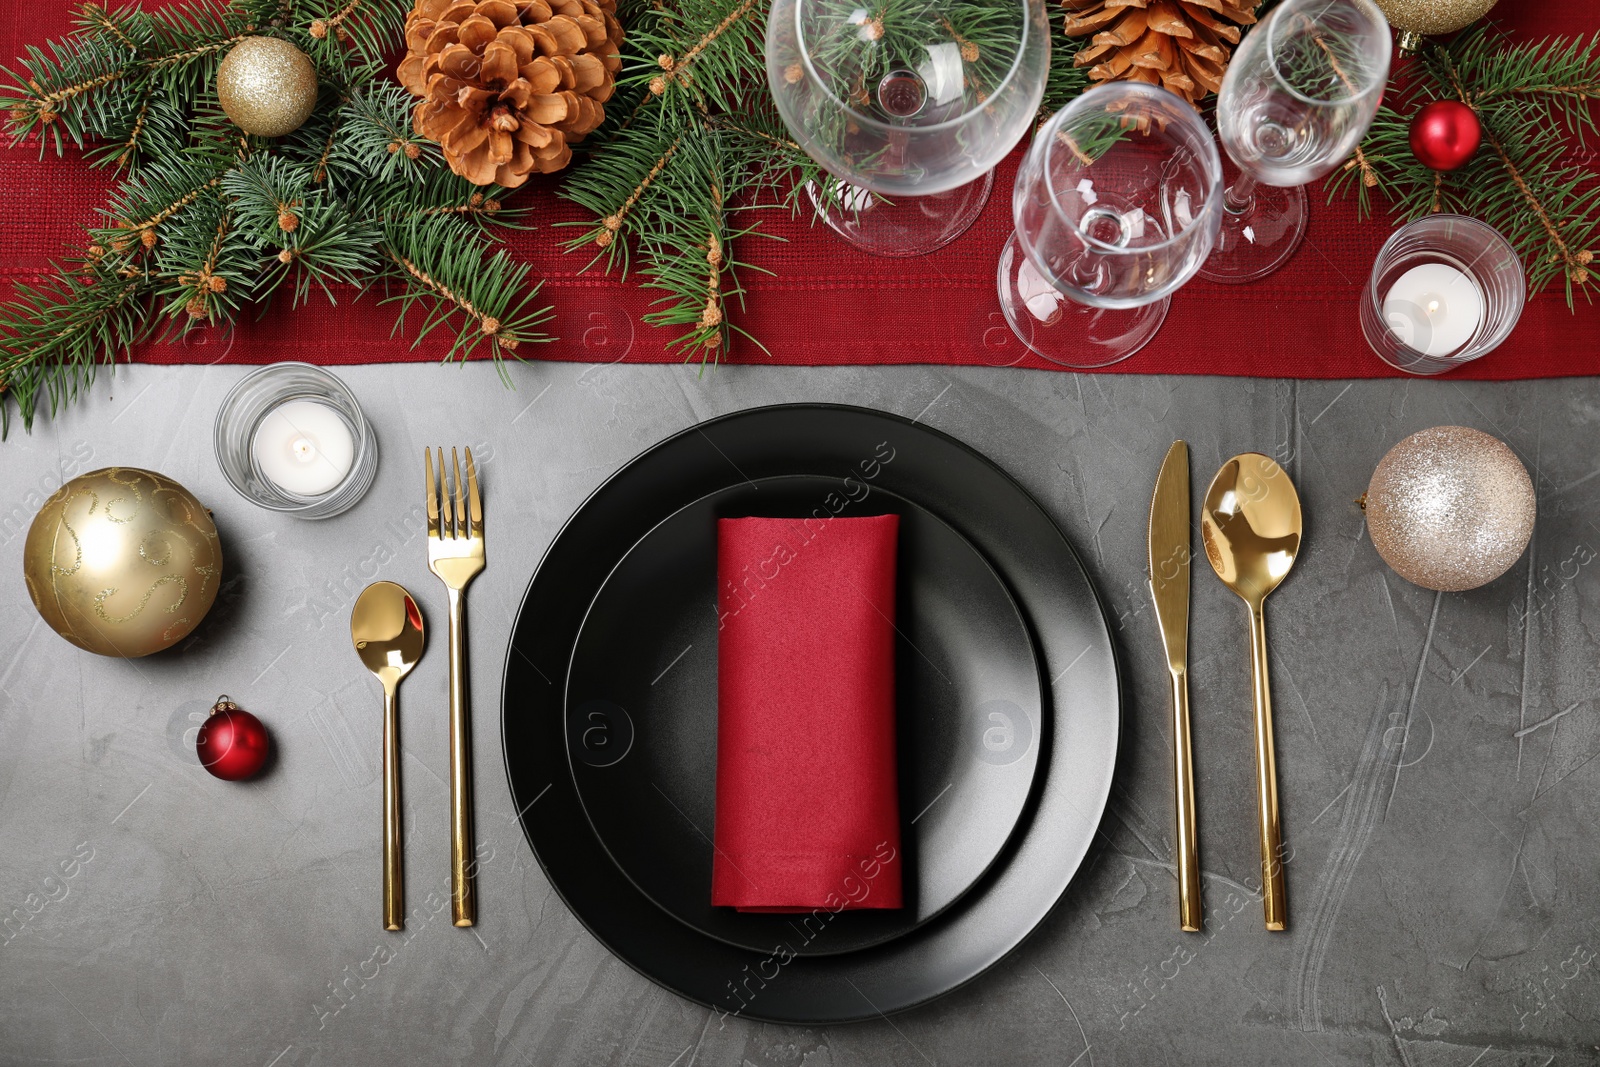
[252,400,355,497]
[1382,263,1483,359]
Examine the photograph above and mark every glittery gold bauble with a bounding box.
[216,37,319,137]
[23,469,223,658]
[1373,0,1496,47]
[1364,427,1534,592]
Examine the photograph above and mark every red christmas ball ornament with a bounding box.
[196,696,271,781]
[1409,100,1482,172]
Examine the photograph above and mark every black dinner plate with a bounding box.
[502,404,1120,1024]
[565,475,1044,956]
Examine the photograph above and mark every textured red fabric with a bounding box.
[713,515,903,912]
[0,2,1594,379]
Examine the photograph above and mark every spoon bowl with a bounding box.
[1201,454,1302,607]
[353,581,425,688]
[353,581,425,931]
[1201,453,1302,932]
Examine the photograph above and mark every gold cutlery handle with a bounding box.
[1170,668,1202,932]
[1247,602,1287,931]
[447,586,477,927]
[383,684,403,932]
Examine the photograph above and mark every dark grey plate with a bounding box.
[565,475,1043,956]
[502,404,1120,1024]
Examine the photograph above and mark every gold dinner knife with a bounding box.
[1148,440,1202,932]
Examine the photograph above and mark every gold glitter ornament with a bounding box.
[1372,0,1497,53]
[23,469,223,658]
[216,37,319,137]
[1363,426,1534,592]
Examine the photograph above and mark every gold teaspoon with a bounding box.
[1201,453,1302,932]
[352,581,426,931]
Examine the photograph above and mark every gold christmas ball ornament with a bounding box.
[23,468,223,658]
[1363,426,1534,592]
[216,36,319,137]
[1373,0,1497,52]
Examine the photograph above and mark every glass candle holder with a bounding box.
[1361,215,1524,375]
[214,363,378,519]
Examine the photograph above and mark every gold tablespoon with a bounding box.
[1201,453,1302,932]
[352,581,426,931]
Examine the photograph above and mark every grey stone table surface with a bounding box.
[1,362,1597,1067]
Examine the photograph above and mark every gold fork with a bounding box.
[426,446,484,928]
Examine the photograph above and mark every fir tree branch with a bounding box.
[325,81,440,185]
[1327,24,1599,308]
[303,0,407,64]
[379,216,553,376]
[602,133,682,243]
[0,39,131,151]
[158,200,248,324]
[0,258,152,435]
[649,0,761,100]
[1438,51,1589,288]
[105,91,154,168]
[146,32,255,73]
[1,0,556,434]
[80,3,143,53]
[309,0,366,40]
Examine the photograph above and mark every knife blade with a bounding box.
[1148,440,1201,932]
[1149,441,1191,669]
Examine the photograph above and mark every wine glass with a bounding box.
[766,0,1051,257]
[1199,0,1391,283]
[997,83,1223,367]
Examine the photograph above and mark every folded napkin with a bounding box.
[712,514,903,913]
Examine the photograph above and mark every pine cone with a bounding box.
[400,0,624,187]
[1062,0,1259,105]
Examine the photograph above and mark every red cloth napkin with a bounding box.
[712,515,904,912]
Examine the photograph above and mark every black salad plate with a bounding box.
[565,475,1044,956]
[502,404,1120,1024]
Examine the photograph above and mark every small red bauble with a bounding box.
[196,696,271,781]
[1409,100,1482,171]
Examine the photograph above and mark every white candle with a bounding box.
[1383,263,1484,357]
[251,400,355,496]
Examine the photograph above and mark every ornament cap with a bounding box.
[1396,29,1425,55]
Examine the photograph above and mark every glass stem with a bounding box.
[1224,175,1258,216]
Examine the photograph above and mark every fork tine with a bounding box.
[425,447,440,538]
[465,447,483,533]
[437,446,454,537]
[452,448,466,541]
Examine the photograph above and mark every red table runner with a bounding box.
[2,2,1596,379]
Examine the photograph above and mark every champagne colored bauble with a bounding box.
[23,468,223,658]
[1374,0,1496,37]
[1364,427,1534,592]
[216,36,318,137]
